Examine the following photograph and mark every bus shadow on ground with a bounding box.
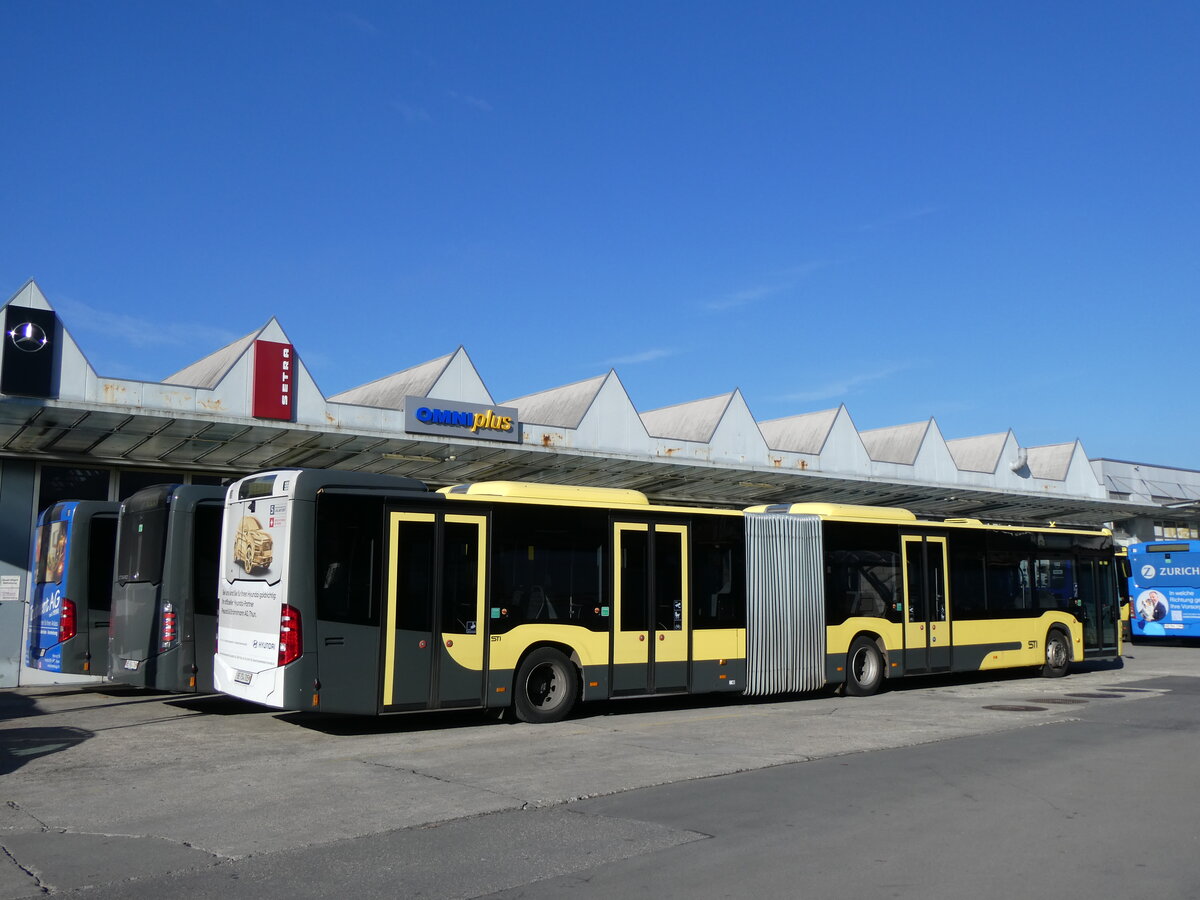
[880,657,1125,694]
[279,690,833,736]
[279,706,508,736]
[233,659,1132,737]
[0,690,43,722]
[0,725,91,776]
[1128,636,1200,648]
[165,693,277,716]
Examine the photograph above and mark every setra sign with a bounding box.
[252,340,296,421]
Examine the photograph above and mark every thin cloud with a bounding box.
[448,91,493,113]
[601,348,678,366]
[703,261,836,312]
[338,12,382,36]
[777,365,910,404]
[392,101,431,124]
[704,283,786,312]
[55,298,240,350]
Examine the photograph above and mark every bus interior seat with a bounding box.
[525,585,558,621]
[852,593,886,617]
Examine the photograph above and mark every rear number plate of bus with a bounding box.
[123,659,138,670]
[235,670,253,684]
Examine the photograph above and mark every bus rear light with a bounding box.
[278,604,302,666]
[161,602,178,649]
[58,598,77,643]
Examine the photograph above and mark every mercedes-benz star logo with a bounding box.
[8,322,48,353]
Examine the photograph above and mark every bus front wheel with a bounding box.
[1042,630,1070,678]
[845,637,885,697]
[513,648,579,723]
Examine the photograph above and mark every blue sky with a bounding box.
[4,1,1199,468]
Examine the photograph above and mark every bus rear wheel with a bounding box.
[1042,630,1070,678]
[514,648,578,723]
[845,637,885,697]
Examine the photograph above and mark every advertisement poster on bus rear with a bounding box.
[29,517,71,671]
[218,497,291,670]
[1133,586,1199,636]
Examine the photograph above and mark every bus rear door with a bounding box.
[381,511,487,712]
[611,521,689,696]
[902,535,951,674]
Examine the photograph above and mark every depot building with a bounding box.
[1,280,1197,686]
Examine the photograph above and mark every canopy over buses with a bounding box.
[213,469,1120,721]
[0,279,1195,688]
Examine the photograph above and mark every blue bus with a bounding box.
[1128,541,1200,638]
[28,500,120,675]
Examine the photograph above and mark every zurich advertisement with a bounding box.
[1129,545,1200,637]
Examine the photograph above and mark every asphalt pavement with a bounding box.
[2,640,1198,898]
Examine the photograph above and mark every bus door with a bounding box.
[611,522,689,695]
[382,511,488,712]
[901,535,951,674]
[1076,557,1119,657]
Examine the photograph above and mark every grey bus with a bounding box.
[108,484,226,692]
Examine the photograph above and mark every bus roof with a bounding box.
[746,502,918,522]
[748,502,1110,535]
[441,481,651,506]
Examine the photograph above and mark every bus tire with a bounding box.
[1042,630,1070,678]
[513,648,578,723]
[845,637,885,697]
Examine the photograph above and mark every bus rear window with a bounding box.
[39,521,68,585]
[116,503,170,584]
[239,476,280,500]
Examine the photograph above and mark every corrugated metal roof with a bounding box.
[504,374,607,428]
[329,353,453,408]
[1027,442,1075,481]
[641,392,733,443]
[860,420,929,465]
[759,407,839,454]
[163,328,259,388]
[946,432,1007,474]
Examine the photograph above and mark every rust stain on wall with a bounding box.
[101,382,129,402]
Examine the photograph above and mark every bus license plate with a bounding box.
[235,670,253,684]
[123,659,139,671]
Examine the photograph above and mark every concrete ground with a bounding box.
[1,639,1196,897]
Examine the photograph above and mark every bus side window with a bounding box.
[441,523,479,635]
[692,518,746,629]
[986,558,1032,612]
[950,552,986,619]
[315,496,380,627]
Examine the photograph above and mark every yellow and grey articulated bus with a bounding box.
[213,469,1122,721]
